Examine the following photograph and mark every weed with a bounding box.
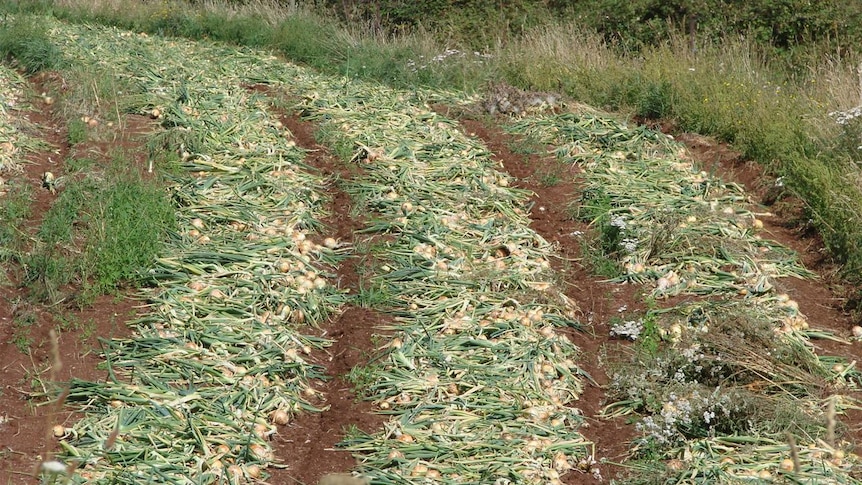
[0,17,64,73]
[24,155,175,302]
[340,424,364,441]
[82,165,175,292]
[536,166,563,187]
[507,133,545,157]
[55,313,79,333]
[39,177,91,245]
[346,364,379,396]
[78,318,96,342]
[578,233,623,279]
[66,117,87,145]
[65,157,95,173]
[636,80,674,120]
[56,312,96,342]
[314,124,355,161]
[11,312,36,353]
[354,280,390,309]
[0,181,31,262]
[23,252,72,302]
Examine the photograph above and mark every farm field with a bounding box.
[0,12,861,485]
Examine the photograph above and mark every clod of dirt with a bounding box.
[317,473,369,485]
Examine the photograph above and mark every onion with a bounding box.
[249,443,272,460]
[245,464,262,478]
[253,423,269,439]
[396,433,414,443]
[227,465,242,479]
[853,326,862,338]
[52,425,66,438]
[271,409,290,425]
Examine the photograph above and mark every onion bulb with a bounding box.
[271,409,290,425]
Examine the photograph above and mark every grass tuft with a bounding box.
[25,158,175,303]
[0,17,65,73]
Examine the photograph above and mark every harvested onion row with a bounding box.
[281,68,595,482]
[39,19,347,483]
[504,110,861,482]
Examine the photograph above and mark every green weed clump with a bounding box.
[0,181,31,263]
[86,168,175,292]
[26,160,175,302]
[0,17,64,73]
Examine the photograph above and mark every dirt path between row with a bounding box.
[455,115,642,483]
[264,100,391,484]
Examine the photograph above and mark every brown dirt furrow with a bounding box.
[456,116,641,484]
[258,98,389,484]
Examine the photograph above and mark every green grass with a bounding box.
[66,117,87,145]
[0,181,31,262]
[0,16,64,73]
[535,166,563,187]
[11,311,36,353]
[84,166,175,293]
[24,157,175,303]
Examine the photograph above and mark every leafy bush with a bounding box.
[564,0,862,58]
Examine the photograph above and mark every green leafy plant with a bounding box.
[11,311,36,353]
[66,118,87,145]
